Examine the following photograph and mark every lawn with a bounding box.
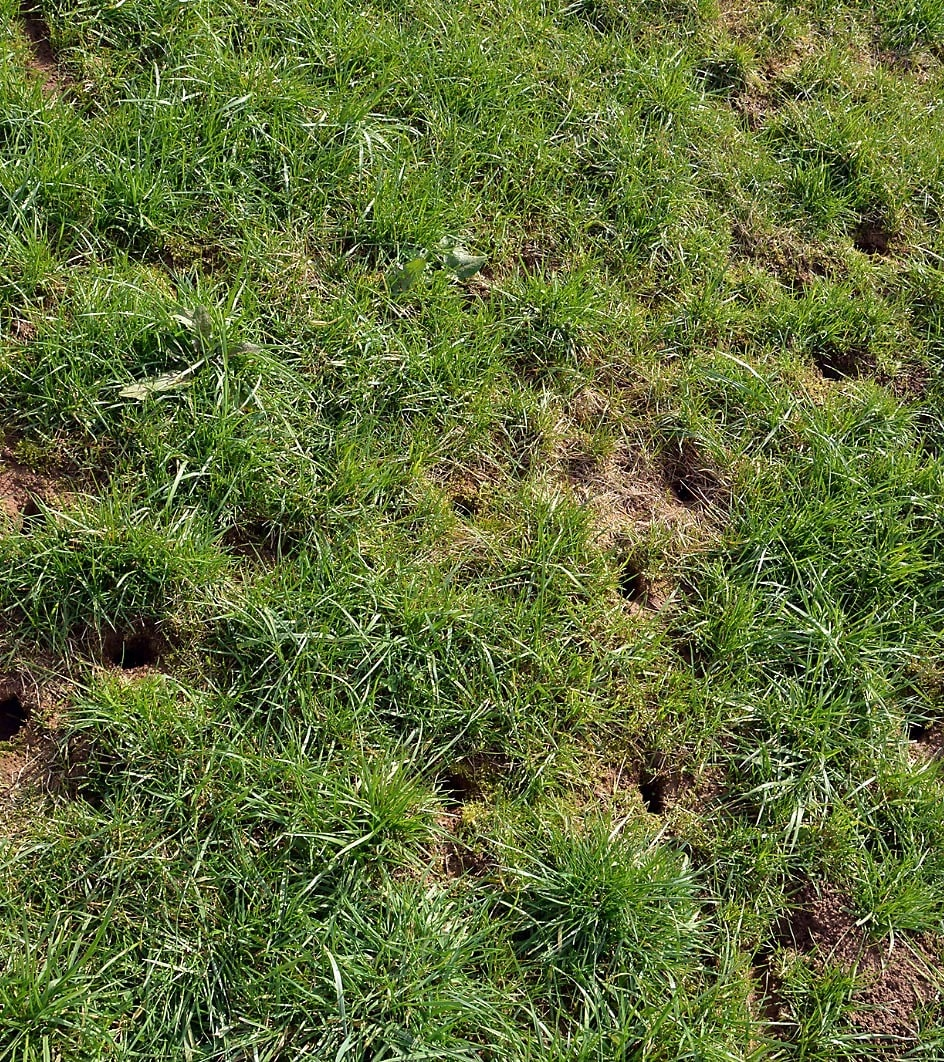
[1,0,944,1057]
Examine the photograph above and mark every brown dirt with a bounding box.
[19,1,64,93]
[0,434,75,526]
[0,451,58,526]
[729,221,837,292]
[0,666,74,824]
[429,809,494,879]
[661,441,725,511]
[759,883,942,1044]
[853,219,895,257]
[591,752,701,818]
[812,342,875,382]
[427,757,503,879]
[910,723,944,763]
[9,317,38,342]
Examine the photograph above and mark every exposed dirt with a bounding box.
[909,722,944,762]
[430,810,494,879]
[19,1,63,93]
[661,441,725,511]
[0,448,60,528]
[560,443,707,548]
[853,218,895,257]
[758,883,942,1044]
[0,668,72,821]
[591,751,696,818]
[428,757,500,879]
[729,222,836,291]
[518,236,562,276]
[812,342,875,382]
[9,317,38,343]
[637,751,691,816]
[222,518,302,563]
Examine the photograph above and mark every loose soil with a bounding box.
[761,883,942,1044]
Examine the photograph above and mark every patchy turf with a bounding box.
[1,0,944,1057]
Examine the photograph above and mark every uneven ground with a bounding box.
[1,0,944,1057]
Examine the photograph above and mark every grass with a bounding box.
[1,0,944,1057]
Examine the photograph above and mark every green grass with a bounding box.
[1,0,944,1057]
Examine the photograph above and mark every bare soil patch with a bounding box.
[590,751,712,822]
[429,757,501,879]
[0,668,72,818]
[759,883,942,1044]
[19,1,63,93]
[560,442,707,547]
[853,218,895,257]
[0,448,60,528]
[910,722,944,761]
[812,342,875,382]
[222,518,302,563]
[661,441,725,511]
[636,751,690,816]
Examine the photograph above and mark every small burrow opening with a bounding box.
[813,344,872,382]
[662,444,721,509]
[451,493,479,519]
[103,630,159,670]
[670,476,700,505]
[439,768,481,809]
[638,768,667,814]
[18,494,41,532]
[222,519,299,561]
[0,693,28,741]
[19,1,56,68]
[619,563,648,604]
[908,719,930,743]
[637,752,687,815]
[853,219,893,256]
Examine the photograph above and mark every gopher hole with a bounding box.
[0,693,28,741]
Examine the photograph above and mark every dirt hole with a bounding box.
[439,768,481,808]
[619,563,648,604]
[451,493,479,519]
[0,694,28,741]
[908,719,929,742]
[853,219,893,256]
[637,754,686,815]
[813,344,872,381]
[662,444,721,509]
[638,768,667,813]
[103,630,159,670]
[19,1,57,72]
